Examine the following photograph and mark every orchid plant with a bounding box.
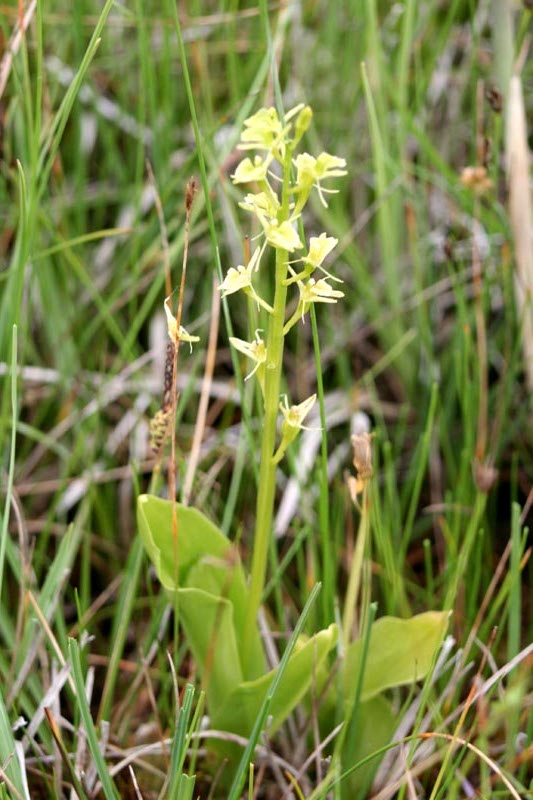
[220,103,347,665]
[138,104,448,795]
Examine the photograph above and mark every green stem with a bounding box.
[342,485,369,650]
[242,151,292,675]
[242,245,288,675]
[310,305,333,624]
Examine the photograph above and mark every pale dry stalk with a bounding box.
[506,73,533,393]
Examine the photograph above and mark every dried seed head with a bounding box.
[163,341,175,409]
[473,458,498,493]
[185,177,197,213]
[480,136,492,168]
[486,85,503,113]
[149,407,172,452]
[347,474,365,505]
[351,432,374,481]
[460,165,493,195]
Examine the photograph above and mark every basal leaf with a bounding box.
[341,694,396,795]
[177,588,243,714]
[137,494,233,588]
[343,611,449,703]
[213,623,337,736]
[137,495,265,680]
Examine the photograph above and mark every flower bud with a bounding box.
[293,105,313,145]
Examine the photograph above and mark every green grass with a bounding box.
[1,1,532,798]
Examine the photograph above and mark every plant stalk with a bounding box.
[342,486,369,651]
[242,150,292,675]
[242,244,289,675]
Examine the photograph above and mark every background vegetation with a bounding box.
[0,0,532,797]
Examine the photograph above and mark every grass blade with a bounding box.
[68,638,120,800]
[227,583,322,800]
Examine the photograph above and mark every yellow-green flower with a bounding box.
[229,330,267,386]
[238,103,306,159]
[285,233,341,285]
[219,265,253,297]
[273,393,318,463]
[299,277,344,308]
[232,155,272,184]
[280,392,317,429]
[283,277,345,333]
[264,219,303,252]
[239,191,280,226]
[239,107,284,153]
[239,191,302,251]
[302,233,338,268]
[219,247,273,312]
[164,297,200,352]
[294,151,347,206]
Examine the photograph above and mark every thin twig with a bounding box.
[0,0,37,99]
[128,766,144,800]
[420,732,522,800]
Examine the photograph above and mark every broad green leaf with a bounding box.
[138,497,338,751]
[343,611,449,703]
[138,494,234,588]
[213,624,337,736]
[137,495,265,679]
[177,588,243,713]
[341,695,396,795]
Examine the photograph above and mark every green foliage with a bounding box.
[340,695,396,795]
[0,687,26,798]
[138,493,266,683]
[343,612,449,704]
[211,623,337,737]
[138,494,337,738]
[138,493,449,789]
[0,1,531,797]
[339,613,449,796]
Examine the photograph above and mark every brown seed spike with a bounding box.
[185,177,197,213]
[149,407,172,452]
[486,86,503,114]
[162,341,175,410]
